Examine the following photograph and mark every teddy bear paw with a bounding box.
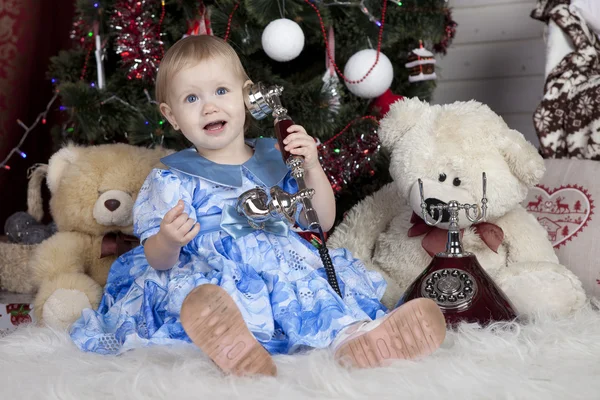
[42,288,92,331]
[498,265,587,318]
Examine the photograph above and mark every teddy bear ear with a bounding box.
[46,143,81,194]
[378,97,431,150]
[500,129,546,187]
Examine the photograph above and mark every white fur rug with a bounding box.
[2,304,600,400]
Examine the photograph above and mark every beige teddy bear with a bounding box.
[28,143,171,329]
[328,98,587,317]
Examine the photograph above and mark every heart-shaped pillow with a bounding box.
[526,185,594,248]
[522,158,600,298]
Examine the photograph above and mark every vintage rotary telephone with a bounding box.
[236,82,342,298]
[398,173,518,326]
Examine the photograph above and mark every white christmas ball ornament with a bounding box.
[261,19,305,62]
[343,49,394,98]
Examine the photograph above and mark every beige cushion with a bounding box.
[521,158,599,298]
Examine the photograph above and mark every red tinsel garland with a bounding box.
[110,0,166,82]
[433,8,457,55]
[70,16,93,48]
[318,116,381,193]
[70,10,96,81]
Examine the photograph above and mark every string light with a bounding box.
[0,92,60,171]
[322,0,404,25]
[143,88,158,104]
[0,85,167,172]
[58,89,164,142]
[360,1,381,26]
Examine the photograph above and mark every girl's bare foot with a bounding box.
[181,284,277,377]
[333,298,446,368]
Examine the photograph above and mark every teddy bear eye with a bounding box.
[438,173,447,182]
[453,177,461,186]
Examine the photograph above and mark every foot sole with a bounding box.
[335,298,446,368]
[180,284,277,377]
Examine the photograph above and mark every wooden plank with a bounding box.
[436,38,546,81]
[501,112,540,146]
[431,75,546,114]
[451,3,544,44]
[449,0,535,9]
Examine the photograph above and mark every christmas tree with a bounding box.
[45,0,455,224]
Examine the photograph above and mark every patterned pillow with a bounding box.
[522,158,599,298]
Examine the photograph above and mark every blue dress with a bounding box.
[69,138,387,355]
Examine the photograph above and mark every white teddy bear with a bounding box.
[328,98,586,317]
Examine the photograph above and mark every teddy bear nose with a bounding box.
[104,199,121,212]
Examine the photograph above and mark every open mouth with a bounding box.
[203,120,227,132]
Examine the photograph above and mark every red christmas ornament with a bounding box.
[110,0,166,82]
[369,89,403,119]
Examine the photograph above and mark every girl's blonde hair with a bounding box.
[155,35,250,104]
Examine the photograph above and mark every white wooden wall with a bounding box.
[432,0,546,146]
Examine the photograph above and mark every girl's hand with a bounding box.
[275,125,320,170]
[158,200,200,247]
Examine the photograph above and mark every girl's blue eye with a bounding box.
[216,87,228,96]
[186,95,197,103]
